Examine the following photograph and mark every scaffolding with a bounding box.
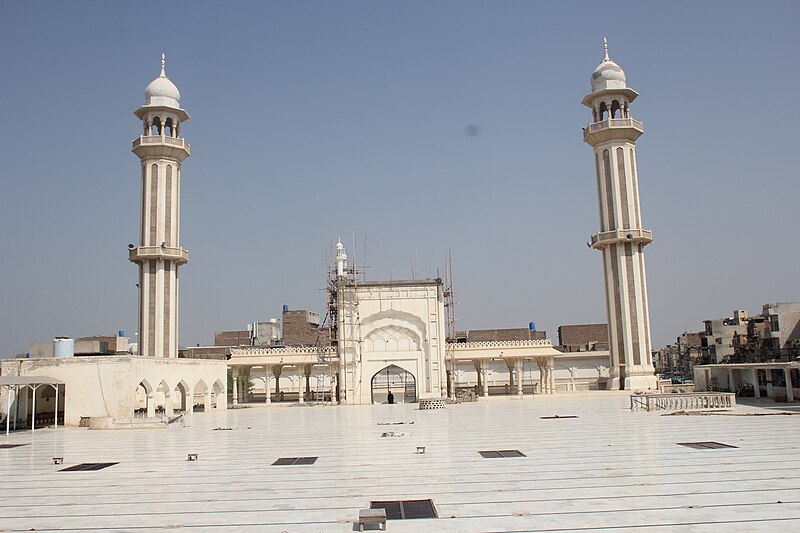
[325,235,366,404]
[443,248,456,399]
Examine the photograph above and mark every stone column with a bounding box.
[273,366,282,400]
[785,368,794,402]
[231,370,239,406]
[570,367,577,392]
[728,368,735,392]
[204,388,212,412]
[305,365,312,400]
[165,391,173,416]
[297,366,305,404]
[506,359,515,393]
[516,359,524,396]
[481,362,489,397]
[264,366,272,405]
[473,360,482,393]
[146,392,155,418]
[752,368,761,398]
[549,360,556,394]
[766,369,774,399]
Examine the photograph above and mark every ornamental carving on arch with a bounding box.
[365,325,420,353]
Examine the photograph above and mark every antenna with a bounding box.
[362,232,367,283]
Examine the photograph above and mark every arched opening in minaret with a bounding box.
[164,117,174,137]
[623,101,629,118]
[598,102,608,121]
[151,117,162,136]
[611,100,621,119]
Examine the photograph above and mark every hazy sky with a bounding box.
[1,1,798,357]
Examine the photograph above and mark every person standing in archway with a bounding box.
[387,390,395,404]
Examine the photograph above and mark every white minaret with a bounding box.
[583,40,657,390]
[335,240,348,278]
[129,54,190,358]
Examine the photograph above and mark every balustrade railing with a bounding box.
[450,339,553,349]
[132,135,190,151]
[630,392,736,412]
[584,118,644,138]
[231,346,337,357]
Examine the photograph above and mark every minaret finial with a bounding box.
[160,53,166,77]
[603,38,609,61]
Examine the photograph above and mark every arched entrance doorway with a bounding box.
[371,365,416,404]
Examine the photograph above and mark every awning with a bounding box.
[1,376,63,435]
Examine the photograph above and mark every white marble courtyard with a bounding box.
[2,393,800,532]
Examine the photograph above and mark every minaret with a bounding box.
[582,40,656,390]
[129,54,190,358]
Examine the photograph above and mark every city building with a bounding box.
[701,309,749,363]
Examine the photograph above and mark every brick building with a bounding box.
[557,324,609,352]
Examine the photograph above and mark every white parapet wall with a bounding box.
[1,356,226,426]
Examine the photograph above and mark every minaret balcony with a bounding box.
[583,118,643,145]
[132,135,190,161]
[129,245,189,265]
[590,229,653,249]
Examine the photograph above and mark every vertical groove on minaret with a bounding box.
[595,154,604,228]
[163,263,171,356]
[165,166,173,247]
[140,165,146,244]
[629,150,641,228]
[624,243,641,365]
[609,244,624,362]
[139,266,144,356]
[638,243,651,361]
[602,251,615,364]
[616,148,629,230]
[148,261,156,356]
[149,164,158,246]
[602,150,615,231]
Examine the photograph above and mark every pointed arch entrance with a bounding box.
[371,365,417,404]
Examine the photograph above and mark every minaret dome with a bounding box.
[590,38,627,92]
[144,53,181,107]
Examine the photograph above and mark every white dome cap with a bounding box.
[144,53,181,107]
[590,39,627,92]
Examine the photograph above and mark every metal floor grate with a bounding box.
[59,462,119,472]
[271,457,318,466]
[370,499,437,520]
[678,441,738,450]
[0,444,28,449]
[479,450,526,458]
[540,415,578,419]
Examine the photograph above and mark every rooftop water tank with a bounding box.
[529,322,536,331]
[53,337,75,358]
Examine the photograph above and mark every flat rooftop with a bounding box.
[2,393,800,531]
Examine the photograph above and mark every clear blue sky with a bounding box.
[1,1,798,356]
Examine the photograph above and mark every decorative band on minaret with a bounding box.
[582,40,657,390]
[129,54,190,358]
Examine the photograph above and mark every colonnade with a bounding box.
[231,364,334,405]
[461,357,558,397]
[699,365,798,402]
